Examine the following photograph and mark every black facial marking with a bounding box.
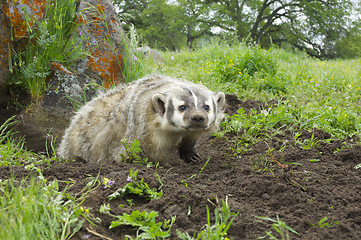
[166,98,176,126]
[212,98,217,114]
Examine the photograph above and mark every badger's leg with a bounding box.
[178,138,202,163]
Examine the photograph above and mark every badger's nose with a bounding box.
[191,115,205,122]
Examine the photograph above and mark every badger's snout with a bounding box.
[191,114,205,123]
[187,110,209,129]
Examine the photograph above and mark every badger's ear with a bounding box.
[215,92,225,109]
[152,93,166,116]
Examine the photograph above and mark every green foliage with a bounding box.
[0,175,83,240]
[308,217,339,228]
[213,46,281,94]
[120,138,154,166]
[179,158,210,187]
[335,28,361,59]
[120,24,146,83]
[217,104,297,154]
[120,138,144,162]
[108,169,162,200]
[355,163,361,170]
[9,0,87,99]
[107,209,175,239]
[256,215,299,240]
[139,0,186,50]
[0,116,67,167]
[0,116,42,166]
[177,200,238,240]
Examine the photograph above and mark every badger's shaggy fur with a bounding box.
[58,74,225,163]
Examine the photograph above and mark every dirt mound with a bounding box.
[0,95,361,239]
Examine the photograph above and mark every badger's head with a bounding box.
[152,85,225,132]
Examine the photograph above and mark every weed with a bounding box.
[100,205,175,240]
[297,132,319,150]
[177,199,239,240]
[217,104,297,155]
[256,215,299,240]
[120,138,154,167]
[180,158,210,187]
[310,217,339,228]
[108,169,162,200]
[45,128,58,160]
[355,163,361,170]
[102,177,115,189]
[308,217,339,228]
[121,24,145,83]
[212,45,282,94]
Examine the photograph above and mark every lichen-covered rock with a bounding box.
[2,0,47,39]
[137,46,164,64]
[76,0,124,89]
[0,0,126,152]
[0,4,10,87]
[40,0,125,112]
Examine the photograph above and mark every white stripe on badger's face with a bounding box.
[187,86,198,109]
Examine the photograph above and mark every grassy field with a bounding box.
[148,42,361,140]
[1,42,361,239]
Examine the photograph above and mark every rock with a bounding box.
[0,4,11,87]
[0,0,126,152]
[76,0,124,88]
[137,46,164,64]
[2,0,47,40]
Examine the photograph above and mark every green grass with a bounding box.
[0,118,92,239]
[0,174,83,240]
[177,200,238,240]
[256,215,299,240]
[150,41,361,140]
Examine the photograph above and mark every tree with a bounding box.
[178,0,212,49]
[113,0,360,58]
[139,0,185,50]
[334,24,361,59]
[213,0,355,58]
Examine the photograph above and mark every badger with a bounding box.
[57,74,225,164]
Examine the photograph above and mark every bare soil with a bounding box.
[1,94,361,239]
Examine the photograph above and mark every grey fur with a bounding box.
[58,74,225,163]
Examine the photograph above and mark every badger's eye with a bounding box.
[178,105,187,112]
[203,105,210,111]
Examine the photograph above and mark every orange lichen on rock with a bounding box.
[87,46,123,89]
[83,2,123,89]
[0,13,11,84]
[3,0,46,39]
[50,62,74,75]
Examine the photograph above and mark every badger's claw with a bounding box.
[179,139,203,164]
[179,148,202,164]
[191,153,202,163]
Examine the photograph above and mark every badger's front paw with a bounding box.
[180,149,202,163]
[179,141,202,164]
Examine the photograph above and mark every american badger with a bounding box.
[58,74,225,164]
